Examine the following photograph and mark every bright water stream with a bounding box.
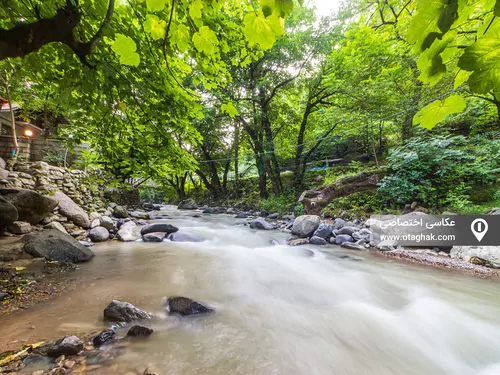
[1,206,500,375]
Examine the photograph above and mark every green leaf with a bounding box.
[407,0,447,51]
[170,24,190,53]
[221,102,239,118]
[260,0,294,17]
[111,34,140,67]
[144,15,167,40]
[146,0,167,12]
[413,95,467,129]
[243,12,277,50]
[189,0,203,19]
[458,24,500,94]
[495,0,500,15]
[192,26,219,55]
[416,31,456,85]
[454,69,472,88]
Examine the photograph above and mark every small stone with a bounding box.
[335,234,354,245]
[63,360,75,369]
[47,336,84,357]
[288,238,310,246]
[104,300,151,322]
[127,325,153,337]
[309,236,327,245]
[31,370,44,375]
[50,367,67,375]
[142,232,165,242]
[92,330,116,347]
[9,221,32,234]
[55,355,65,365]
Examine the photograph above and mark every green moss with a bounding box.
[322,190,385,219]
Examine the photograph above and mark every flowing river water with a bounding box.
[2,206,500,375]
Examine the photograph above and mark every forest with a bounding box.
[1,0,500,217]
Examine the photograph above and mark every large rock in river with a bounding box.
[292,215,321,238]
[167,232,204,242]
[0,188,57,224]
[117,221,141,242]
[250,217,275,230]
[177,199,197,210]
[88,226,109,242]
[0,195,18,227]
[104,300,151,322]
[450,246,500,263]
[54,191,90,228]
[141,223,179,235]
[164,296,214,316]
[46,335,84,357]
[22,229,95,262]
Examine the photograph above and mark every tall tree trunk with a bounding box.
[402,59,422,142]
[293,105,312,193]
[233,123,240,197]
[261,109,282,196]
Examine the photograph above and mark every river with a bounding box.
[1,206,500,375]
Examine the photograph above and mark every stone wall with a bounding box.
[0,161,106,213]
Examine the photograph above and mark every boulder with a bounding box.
[88,227,109,242]
[164,296,214,316]
[450,246,500,263]
[127,325,153,337]
[313,223,333,239]
[92,330,116,347]
[167,232,204,242]
[338,226,359,236]
[143,232,166,242]
[267,213,280,220]
[9,221,32,234]
[177,199,197,210]
[103,300,151,322]
[22,229,95,262]
[235,212,248,219]
[291,215,321,238]
[332,218,346,230]
[335,234,354,245]
[0,195,18,227]
[47,336,84,357]
[113,205,129,218]
[310,236,327,245]
[117,221,141,242]
[99,216,115,231]
[141,223,179,235]
[0,188,57,224]
[202,207,214,214]
[44,221,68,234]
[54,191,90,229]
[250,217,275,230]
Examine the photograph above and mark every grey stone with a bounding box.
[164,296,214,316]
[267,213,280,220]
[113,205,128,218]
[22,229,95,262]
[352,228,372,242]
[341,242,366,251]
[44,221,68,234]
[167,232,204,242]
[97,216,114,231]
[310,236,327,245]
[337,226,359,235]
[130,211,149,219]
[377,239,397,251]
[0,195,18,227]
[177,199,197,210]
[90,219,100,229]
[288,237,310,246]
[292,215,321,238]
[143,232,166,242]
[487,208,500,215]
[8,221,32,234]
[141,223,179,235]
[54,191,90,229]
[88,227,109,242]
[89,212,101,221]
[0,157,5,169]
[450,246,500,263]
[250,217,275,230]
[0,188,57,224]
[313,223,333,239]
[117,221,141,242]
[335,234,354,245]
[47,336,84,357]
[103,300,151,322]
[202,207,214,214]
[235,212,248,219]
[332,218,346,230]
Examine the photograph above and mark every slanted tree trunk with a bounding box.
[4,81,18,156]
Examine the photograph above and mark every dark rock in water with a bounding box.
[22,229,95,263]
[250,217,275,230]
[341,242,366,251]
[202,207,214,214]
[0,187,57,224]
[192,214,201,218]
[313,223,333,239]
[143,232,166,242]
[167,232,204,242]
[267,212,280,220]
[47,335,84,357]
[335,234,354,245]
[165,296,214,316]
[103,300,151,322]
[127,325,153,337]
[310,236,327,245]
[177,199,197,210]
[141,223,179,235]
[0,195,18,227]
[93,330,117,347]
[235,212,247,219]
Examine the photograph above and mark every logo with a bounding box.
[471,218,488,242]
